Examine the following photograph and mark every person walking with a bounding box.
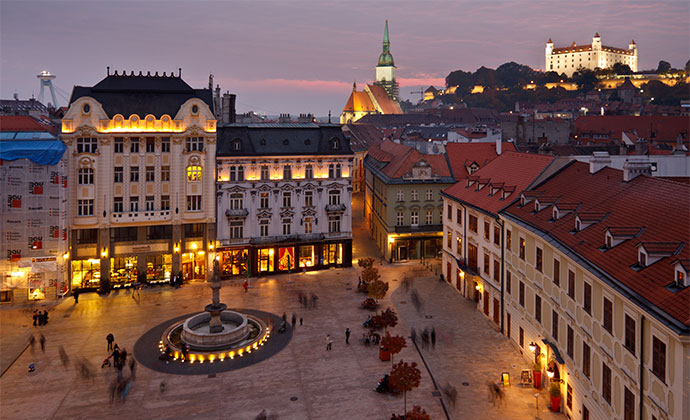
[431,327,436,349]
[299,316,303,326]
[291,313,296,328]
[112,345,121,369]
[326,334,332,351]
[39,334,45,353]
[345,328,351,344]
[106,333,114,351]
[73,289,79,303]
[129,358,136,381]
[29,334,36,351]
[32,310,38,326]
[243,279,249,293]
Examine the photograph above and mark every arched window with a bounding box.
[331,138,340,150]
[232,138,242,151]
[187,166,202,182]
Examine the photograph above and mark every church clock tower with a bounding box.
[374,20,399,101]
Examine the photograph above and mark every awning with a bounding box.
[541,338,565,364]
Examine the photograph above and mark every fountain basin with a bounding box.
[181,310,251,350]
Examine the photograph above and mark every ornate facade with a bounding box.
[62,70,216,290]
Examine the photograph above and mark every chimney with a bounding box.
[496,138,502,155]
[221,93,236,124]
[635,138,648,155]
[623,156,652,182]
[589,151,612,174]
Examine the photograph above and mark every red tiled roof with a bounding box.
[639,242,684,255]
[445,142,516,180]
[366,85,402,115]
[0,115,57,134]
[607,226,643,238]
[503,162,690,328]
[575,115,690,145]
[367,139,451,179]
[443,151,555,215]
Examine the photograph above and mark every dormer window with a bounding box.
[331,138,340,150]
[575,219,582,231]
[521,196,527,206]
[638,250,647,267]
[534,201,541,212]
[232,138,242,151]
[677,269,686,287]
[553,208,559,220]
[606,234,613,249]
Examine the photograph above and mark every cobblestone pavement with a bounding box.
[0,194,564,419]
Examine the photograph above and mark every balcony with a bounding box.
[394,224,442,234]
[218,237,250,247]
[111,210,171,223]
[325,203,346,213]
[249,233,327,245]
[225,208,249,218]
[324,231,352,240]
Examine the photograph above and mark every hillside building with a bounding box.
[546,33,637,77]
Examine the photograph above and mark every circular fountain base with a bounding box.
[181,310,251,350]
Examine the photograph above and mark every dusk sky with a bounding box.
[2,1,688,116]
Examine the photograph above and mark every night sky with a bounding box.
[1,0,688,116]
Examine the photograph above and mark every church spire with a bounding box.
[378,20,394,66]
[383,19,390,46]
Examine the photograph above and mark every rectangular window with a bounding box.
[652,336,666,382]
[130,166,139,182]
[161,195,170,211]
[146,166,155,182]
[493,260,500,281]
[186,136,204,152]
[493,226,500,246]
[328,215,341,233]
[447,204,451,220]
[553,259,560,286]
[328,190,340,205]
[426,189,433,200]
[186,195,202,211]
[603,297,613,334]
[261,166,269,180]
[114,137,123,153]
[78,168,94,185]
[584,282,592,314]
[411,190,418,201]
[260,192,270,209]
[113,197,123,213]
[519,238,525,259]
[469,215,478,233]
[425,210,433,225]
[536,247,543,272]
[282,192,291,207]
[519,326,524,348]
[447,231,452,249]
[567,325,574,358]
[161,166,170,182]
[230,194,243,210]
[484,221,490,240]
[260,219,269,237]
[506,230,512,250]
[583,406,589,420]
[624,387,634,420]
[161,137,170,153]
[187,166,202,182]
[77,199,94,216]
[566,384,573,410]
[183,223,205,237]
[129,196,139,212]
[283,166,292,180]
[410,211,419,226]
[146,137,155,153]
[282,218,291,235]
[568,270,575,299]
[506,271,512,295]
[624,314,635,354]
[535,295,542,323]
[304,217,313,234]
[76,229,98,244]
[602,363,611,404]
[552,310,559,341]
[145,196,154,211]
[398,190,404,202]
[304,190,313,207]
[583,342,591,378]
[130,138,139,153]
[483,253,490,274]
[456,208,462,224]
[110,227,137,242]
[519,281,525,307]
[114,167,123,183]
[397,212,404,226]
[77,137,97,153]
[146,225,172,240]
[305,165,313,179]
[230,220,244,239]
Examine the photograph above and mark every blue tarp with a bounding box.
[0,139,66,166]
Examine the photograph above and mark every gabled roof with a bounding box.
[365,139,451,181]
[69,72,214,118]
[343,91,377,113]
[445,142,516,180]
[575,116,690,144]
[502,162,690,332]
[365,85,402,114]
[443,151,555,215]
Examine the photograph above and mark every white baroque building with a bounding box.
[61,70,217,290]
[215,123,353,278]
[546,33,637,77]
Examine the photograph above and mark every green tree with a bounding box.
[389,361,422,415]
[656,60,671,74]
[611,63,633,75]
[572,68,598,92]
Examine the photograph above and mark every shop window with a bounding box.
[28,287,46,301]
[279,247,295,270]
[110,256,138,287]
[259,248,274,272]
[71,259,101,290]
[146,254,172,283]
[0,290,11,302]
[323,243,342,265]
[182,251,205,280]
[299,245,315,268]
[76,228,98,244]
[220,249,247,278]
[183,223,205,237]
[111,227,137,242]
[146,225,171,240]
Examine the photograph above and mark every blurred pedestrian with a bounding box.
[106,333,114,351]
[311,293,318,308]
[59,345,70,367]
[73,289,79,303]
[29,334,36,351]
[243,279,249,293]
[291,313,296,328]
[129,358,136,381]
[431,327,436,349]
[32,310,38,326]
[345,328,351,344]
[112,345,121,368]
[299,316,303,326]
[39,334,45,353]
[410,328,417,344]
[326,334,332,351]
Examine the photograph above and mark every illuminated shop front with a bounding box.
[278,247,295,271]
[299,245,315,268]
[182,252,206,281]
[110,256,137,288]
[219,249,248,278]
[71,259,101,290]
[146,255,172,283]
[390,236,442,262]
[258,248,275,273]
[323,243,342,265]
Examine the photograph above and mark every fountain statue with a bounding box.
[205,260,227,333]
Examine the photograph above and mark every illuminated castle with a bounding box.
[546,33,637,77]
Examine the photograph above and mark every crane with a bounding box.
[410,88,425,103]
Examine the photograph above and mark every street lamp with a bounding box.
[546,367,555,379]
[529,342,537,353]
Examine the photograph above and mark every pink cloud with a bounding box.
[398,77,446,87]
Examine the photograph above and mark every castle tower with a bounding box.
[592,32,601,51]
[374,20,399,101]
